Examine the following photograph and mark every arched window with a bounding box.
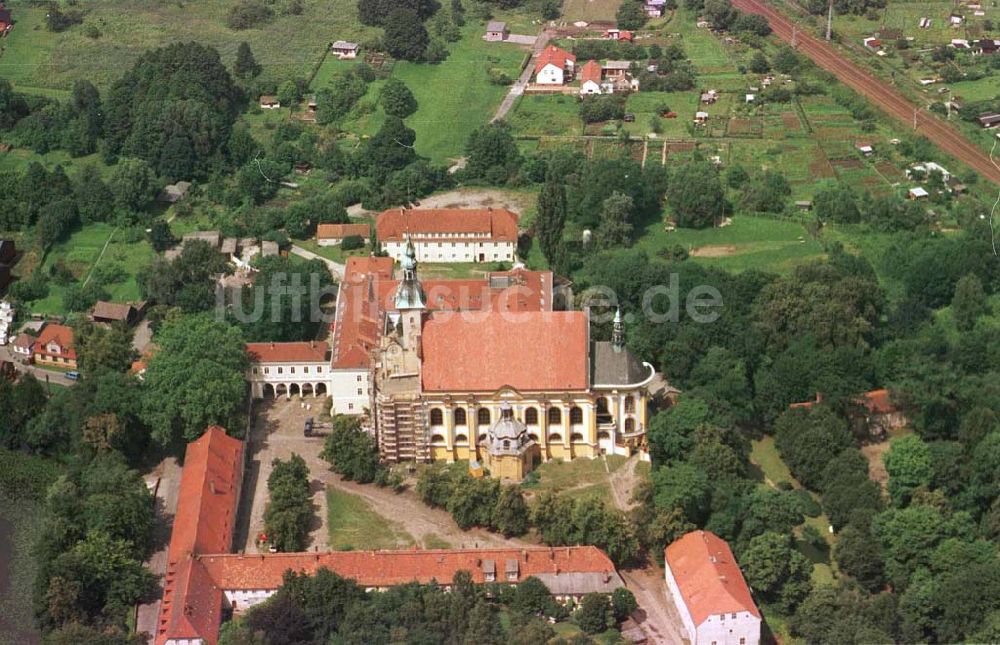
[455,434,468,444]
[598,431,611,440]
[430,434,446,445]
[503,439,510,450]
[429,408,444,426]
[596,397,610,414]
[454,408,467,426]
[547,407,562,424]
[528,433,539,442]
[570,432,584,442]
[477,407,491,425]
[570,406,583,425]
[478,433,487,443]
[625,418,635,433]
[624,395,635,413]
[548,433,562,443]
[525,407,538,425]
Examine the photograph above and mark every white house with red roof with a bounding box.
[534,45,576,85]
[245,341,332,400]
[33,323,77,369]
[580,60,604,95]
[376,207,518,263]
[664,531,761,645]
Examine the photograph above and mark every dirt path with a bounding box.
[412,188,537,213]
[492,29,552,123]
[620,566,689,644]
[733,0,1000,186]
[136,458,182,644]
[607,454,642,512]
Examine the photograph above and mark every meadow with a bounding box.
[325,486,415,550]
[0,0,379,93]
[561,0,624,22]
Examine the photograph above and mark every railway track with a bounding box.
[732,0,1000,186]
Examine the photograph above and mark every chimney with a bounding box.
[209,480,217,495]
[310,340,315,349]
[270,342,275,349]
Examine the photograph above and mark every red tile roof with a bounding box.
[580,60,602,84]
[156,426,242,645]
[664,531,760,626]
[421,310,589,392]
[375,208,519,243]
[330,256,395,369]
[317,223,370,240]
[34,324,75,360]
[246,341,330,363]
[535,45,576,74]
[199,546,617,590]
[860,388,896,414]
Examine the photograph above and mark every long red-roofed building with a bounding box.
[375,207,519,264]
[664,531,761,645]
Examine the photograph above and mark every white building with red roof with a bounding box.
[246,340,332,400]
[534,45,576,85]
[580,60,603,95]
[375,207,518,264]
[664,531,761,645]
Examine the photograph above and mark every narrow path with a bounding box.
[135,458,181,644]
[607,453,641,512]
[290,244,345,279]
[492,29,552,123]
[81,226,117,288]
[641,140,649,168]
[733,0,1000,185]
[620,567,688,644]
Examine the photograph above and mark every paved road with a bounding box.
[0,346,76,387]
[135,458,182,644]
[290,245,345,279]
[733,0,1000,186]
[492,29,552,123]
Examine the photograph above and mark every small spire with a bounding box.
[612,308,625,352]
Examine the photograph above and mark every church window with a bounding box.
[430,408,444,425]
[477,408,491,425]
[570,406,583,424]
[547,407,562,424]
[624,395,635,413]
[455,408,467,426]
[525,407,538,425]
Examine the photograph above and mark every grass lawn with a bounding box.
[624,91,700,138]
[326,486,414,550]
[0,0,380,92]
[561,0,623,21]
[20,224,156,317]
[0,494,45,645]
[392,22,528,163]
[633,215,826,274]
[749,437,795,487]
[0,148,113,178]
[522,455,625,506]
[508,95,585,137]
[293,238,372,264]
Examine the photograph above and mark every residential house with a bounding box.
[11,333,33,360]
[259,95,281,109]
[91,301,141,326]
[0,3,12,36]
[317,222,370,246]
[579,60,604,95]
[34,324,77,369]
[664,531,761,645]
[535,45,576,85]
[0,239,15,264]
[158,181,191,203]
[790,389,907,437]
[375,207,518,263]
[485,21,508,41]
[331,40,360,58]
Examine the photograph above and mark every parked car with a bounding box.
[65,371,80,380]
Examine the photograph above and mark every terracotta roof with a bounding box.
[317,223,370,240]
[198,546,618,591]
[330,256,395,369]
[535,45,576,74]
[421,311,590,392]
[375,208,519,243]
[92,300,135,322]
[156,426,242,645]
[860,388,896,414]
[34,324,75,360]
[246,341,330,363]
[11,333,34,350]
[664,531,760,626]
[580,60,602,84]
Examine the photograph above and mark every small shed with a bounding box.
[261,240,280,257]
[908,186,930,200]
[795,200,813,211]
[331,40,360,59]
[978,113,1000,128]
[694,111,709,123]
[856,143,873,156]
[485,21,508,41]
[91,301,140,326]
[259,95,281,109]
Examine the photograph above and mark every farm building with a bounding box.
[535,45,576,85]
[978,113,1000,128]
[91,301,142,326]
[259,95,281,109]
[908,187,930,200]
[856,143,873,156]
[485,21,508,41]
[604,28,634,41]
[317,223,371,246]
[331,40,360,58]
[863,37,882,50]
[694,111,709,124]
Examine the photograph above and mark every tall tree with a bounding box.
[379,79,418,118]
[883,434,933,506]
[666,161,726,229]
[951,273,987,332]
[234,42,262,80]
[535,179,567,267]
[595,191,635,249]
[383,9,430,61]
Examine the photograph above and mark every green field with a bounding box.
[561,0,624,22]
[326,486,414,550]
[0,494,44,645]
[392,23,527,163]
[508,95,585,137]
[21,224,156,316]
[521,455,625,505]
[0,0,379,92]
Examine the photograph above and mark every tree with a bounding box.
[227,0,276,29]
[491,486,530,537]
[834,520,886,592]
[148,220,177,252]
[666,161,726,228]
[741,531,813,613]
[651,463,711,524]
[749,51,771,74]
[234,42,262,80]
[814,183,860,223]
[264,454,313,552]
[575,593,612,634]
[464,122,520,184]
[512,576,558,617]
[774,406,854,490]
[384,9,430,61]
[109,159,155,213]
[358,0,440,26]
[951,273,987,332]
[380,79,418,118]
[883,434,933,506]
[141,314,248,446]
[235,255,334,343]
[356,116,418,183]
[616,1,647,29]
[595,191,634,249]
[321,416,385,484]
[704,0,737,29]
[536,179,567,266]
[73,164,114,224]
[611,588,637,622]
[73,321,135,377]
